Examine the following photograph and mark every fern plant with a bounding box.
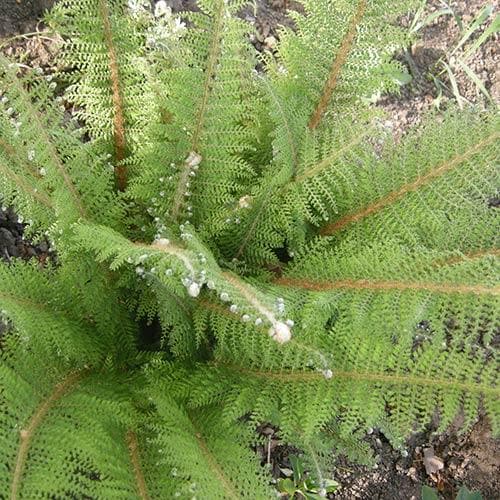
[0,0,498,497]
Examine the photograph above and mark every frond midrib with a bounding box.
[171,0,227,220]
[10,370,86,500]
[320,131,499,235]
[189,413,242,500]
[275,277,500,296]
[99,0,127,191]
[219,364,498,396]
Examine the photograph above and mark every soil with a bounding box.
[0,1,498,499]
[0,0,54,37]
[379,0,500,140]
[332,417,499,500]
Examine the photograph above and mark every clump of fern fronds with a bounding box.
[0,0,498,497]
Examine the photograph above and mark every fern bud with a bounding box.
[186,151,202,168]
[154,1,170,18]
[155,238,170,246]
[187,282,201,298]
[238,195,252,209]
[268,322,292,344]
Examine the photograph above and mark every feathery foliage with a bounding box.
[0,0,498,497]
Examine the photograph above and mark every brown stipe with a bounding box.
[190,415,242,499]
[10,371,85,500]
[275,277,499,296]
[432,248,500,268]
[100,0,127,191]
[126,430,150,500]
[220,364,498,396]
[171,0,226,220]
[320,132,499,235]
[308,0,367,130]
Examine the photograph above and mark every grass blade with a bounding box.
[455,58,493,103]
[451,4,494,55]
[462,13,500,60]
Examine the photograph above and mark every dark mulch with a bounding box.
[0,0,54,37]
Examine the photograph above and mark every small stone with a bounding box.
[264,35,277,50]
[0,228,17,257]
[423,447,444,475]
[154,0,170,17]
[220,292,229,302]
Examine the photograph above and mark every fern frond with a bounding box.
[1,356,141,497]
[272,0,417,128]
[141,367,274,499]
[0,59,126,232]
[317,111,499,250]
[166,332,498,446]
[0,261,108,361]
[130,0,259,230]
[47,0,158,189]
[1,0,498,495]
[73,222,297,343]
[215,113,380,267]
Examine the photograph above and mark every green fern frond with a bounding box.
[139,382,274,499]
[74,221,298,344]
[1,0,499,496]
[317,111,499,248]
[129,0,259,230]
[273,0,417,129]
[0,58,125,233]
[47,0,159,189]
